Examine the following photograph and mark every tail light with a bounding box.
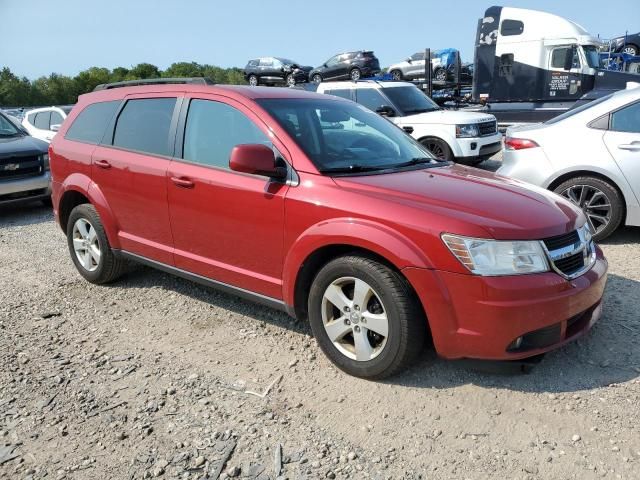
[505,137,539,150]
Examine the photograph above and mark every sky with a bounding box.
[2,0,639,79]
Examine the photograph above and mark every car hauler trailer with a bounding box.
[470,6,639,127]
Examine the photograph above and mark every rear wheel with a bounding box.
[248,75,258,87]
[308,255,425,379]
[66,204,126,284]
[420,137,453,161]
[286,73,296,86]
[553,176,624,241]
[621,44,638,56]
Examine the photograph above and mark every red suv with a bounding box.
[50,78,608,379]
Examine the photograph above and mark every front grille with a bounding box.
[554,252,585,276]
[0,155,43,181]
[543,230,580,251]
[478,120,497,136]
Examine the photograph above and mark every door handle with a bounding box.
[94,159,111,169]
[618,143,640,151]
[171,176,195,189]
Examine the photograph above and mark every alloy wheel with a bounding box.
[621,46,638,56]
[424,141,445,159]
[560,184,612,235]
[312,74,322,84]
[350,69,361,81]
[72,218,101,272]
[321,277,389,362]
[249,75,258,86]
[391,70,402,81]
[286,74,296,86]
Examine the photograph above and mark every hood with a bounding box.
[0,134,49,159]
[333,165,584,240]
[400,109,496,125]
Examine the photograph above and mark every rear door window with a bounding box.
[65,100,120,144]
[182,99,271,170]
[112,98,177,156]
[49,111,64,128]
[34,112,51,130]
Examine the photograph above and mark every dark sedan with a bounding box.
[609,32,640,56]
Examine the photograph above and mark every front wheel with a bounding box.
[390,70,403,81]
[67,204,126,284]
[434,67,448,82]
[308,255,425,379]
[553,176,624,241]
[248,75,258,87]
[420,138,453,161]
[286,73,296,86]
[311,73,322,84]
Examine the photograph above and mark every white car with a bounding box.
[315,81,502,164]
[22,106,73,143]
[498,85,640,240]
[387,51,448,82]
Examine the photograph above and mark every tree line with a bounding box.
[0,62,247,107]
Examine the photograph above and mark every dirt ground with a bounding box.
[1,171,639,479]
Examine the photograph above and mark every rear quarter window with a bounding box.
[65,100,120,144]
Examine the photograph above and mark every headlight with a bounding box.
[41,153,50,171]
[456,123,480,138]
[441,234,550,276]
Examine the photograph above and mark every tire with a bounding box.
[308,255,426,379]
[420,137,453,161]
[553,176,624,241]
[434,67,448,82]
[286,73,296,86]
[248,75,258,87]
[390,70,403,81]
[621,44,638,56]
[311,73,322,84]
[66,204,126,284]
[350,68,362,81]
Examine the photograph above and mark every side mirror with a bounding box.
[229,144,287,179]
[406,57,413,63]
[375,105,396,117]
[50,124,61,132]
[564,46,577,71]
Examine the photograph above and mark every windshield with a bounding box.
[383,86,440,115]
[0,113,21,136]
[257,98,440,174]
[582,45,601,69]
[545,93,614,125]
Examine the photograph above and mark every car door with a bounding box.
[31,111,54,141]
[324,55,342,80]
[547,46,585,100]
[602,100,640,203]
[259,58,274,82]
[408,52,426,79]
[167,95,289,299]
[91,94,180,265]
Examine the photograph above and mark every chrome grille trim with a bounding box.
[540,225,596,280]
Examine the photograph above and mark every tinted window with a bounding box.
[326,55,340,67]
[248,60,258,67]
[49,111,64,128]
[551,47,579,69]
[259,58,273,67]
[410,52,425,61]
[611,101,640,133]
[325,89,352,100]
[355,89,387,112]
[65,100,120,144]
[34,112,51,129]
[183,99,271,170]
[501,19,524,36]
[383,86,439,115]
[112,98,176,156]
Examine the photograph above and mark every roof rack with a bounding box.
[93,77,214,91]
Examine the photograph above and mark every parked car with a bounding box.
[315,80,501,164]
[51,78,607,379]
[2,108,27,121]
[0,110,51,206]
[22,105,73,143]
[498,85,640,241]
[309,51,381,83]
[387,49,464,82]
[243,57,312,86]
[608,32,640,56]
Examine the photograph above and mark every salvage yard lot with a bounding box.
[1,194,639,479]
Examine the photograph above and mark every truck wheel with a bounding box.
[248,75,258,86]
[66,204,126,284]
[420,138,453,161]
[308,255,426,379]
[553,176,624,241]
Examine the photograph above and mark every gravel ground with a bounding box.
[1,167,639,479]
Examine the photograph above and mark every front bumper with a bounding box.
[0,171,51,205]
[455,132,502,160]
[403,247,608,360]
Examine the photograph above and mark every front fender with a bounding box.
[282,218,433,306]
[60,174,121,249]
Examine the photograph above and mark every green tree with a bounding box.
[0,67,32,106]
[127,63,161,79]
[163,62,204,78]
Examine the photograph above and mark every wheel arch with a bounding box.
[547,169,628,222]
[416,134,459,158]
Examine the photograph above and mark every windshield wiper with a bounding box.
[390,157,439,168]
[319,164,387,174]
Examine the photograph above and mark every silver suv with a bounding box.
[0,111,51,206]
